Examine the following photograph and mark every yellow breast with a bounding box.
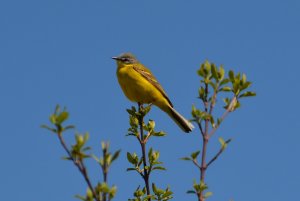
[116,64,162,104]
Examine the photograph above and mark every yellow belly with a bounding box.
[117,66,161,104]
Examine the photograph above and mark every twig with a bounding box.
[199,83,210,201]
[208,88,218,115]
[197,122,205,137]
[138,103,151,200]
[143,132,151,144]
[102,143,108,201]
[192,159,201,169]
[57,132,100,201]
[208,96,236,138]
[207,139,232,168]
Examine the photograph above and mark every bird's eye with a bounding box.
[121,58,128,61]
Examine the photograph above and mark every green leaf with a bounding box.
[180,157,191,161]
[112,149,121,162]
[148,148,153,161]
[138,157,143,167]
[233,100,241,110]
[155,188,164,196]
[210,115,215,128]
[219,86,232,92]
[149,150,160,164]
[101,141,107,150]
[152,166,166,171]
[239,91,256,98]
[92,154,99,162]
[218,137,227,150]
[220,78,230,86]
[152,131,166,137]
[54,105,60,115]
[83,132,89,142]
[133,186,145,197]
[129,116,139,127]
[162,190,173,199]
[143,104,152,114]
[204,191,213,198]
[152,183,158,195]
[198,87,205,100]
[242,73,247,84]
[74,195,86,201]
[126,107,137,116]
[76,134,85,147]
[86,188,93,199]
[233,79,240,95]
[186,190,196,194]
[191,105,199,118]
[240,81,252,91]
[61,156,72,160]
[197,66,205,77]
[217,118,222,126]
[147,120,155,131]
[211,63,218,80]
[99,182,109,193]
[49,114,56,124]
[193,181,201,192]
[41,125,56,133]
[64,125,75,131]
[199,181,208,191]
[127,152,136,165]
[228,70,235,82]
[109,185,117,198]
[219,65,225,80]
[208,81,217,91]
[191,150,200,159]
[56,111,69,124]
[204,60,211,75]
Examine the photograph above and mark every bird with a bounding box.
[112,52,194,133]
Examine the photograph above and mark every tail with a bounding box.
[166,106,194,133]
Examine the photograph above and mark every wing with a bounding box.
[133,64,173,107]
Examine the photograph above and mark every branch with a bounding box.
[208,88,218,115]
[197,122,205,137]
[208,96,236,138]
[102,143,108,201]
[192,159,201,169]
[57,132,100,201]
[138,103,151,200]
[206,139,232,168]
[143,132,152,144]
[199,83,209,201]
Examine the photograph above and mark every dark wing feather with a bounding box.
[133,65,173,107]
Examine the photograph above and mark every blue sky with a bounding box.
[1,0,299,200]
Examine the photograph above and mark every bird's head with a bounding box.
[112,53,138,64]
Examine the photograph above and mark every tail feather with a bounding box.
[168,107,194,133]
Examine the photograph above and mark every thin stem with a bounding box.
[208,96,236,138]
[207,139,232,168]
[192,159,201,169]
[102,144,108,201]
[204,83,209,113]
[198,83,210,201]
[57,132,100,201]
[138,103,151,200]
[198,122,205,137]
[199,135,208,201]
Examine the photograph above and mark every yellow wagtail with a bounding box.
[112,53,194,133]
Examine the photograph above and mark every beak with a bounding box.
[112,56,119,60]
